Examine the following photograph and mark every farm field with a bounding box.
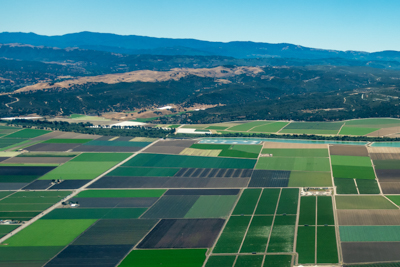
[2,123,400,266]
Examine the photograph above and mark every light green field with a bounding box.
[70,153,132,162]
[288,171,332,187]
[249,122,289,133]
[279,129,340,135]
[345,118,400,128]
[76,189,166,198]
[184,195,238,218]
[3,219,95,246]
[340,226,400,242]
[231,144,263,154]
[262,148,329,157]
[336,196,397,209]
[39,161,118,180]
[339,126,379,136]
[331,165,376,179]
[330,155,372,167]
[256,157,330,172]
[227,121,271,131]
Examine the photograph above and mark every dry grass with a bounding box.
[179,148,221,157]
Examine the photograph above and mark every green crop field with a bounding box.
[235,255,264,267]
[332,165,376,179]
[0,191,15,199]
[39,161,118,180]
[340,226,400,242]
[345,118,400,128]
[374,160,400,170]
[356,179,381,194]
[264,255,292,267]
[335,178,358,194]
[297,226,315,264]
[213,216,251,253]
[43,139,92,144]
[43,208,147,219]
[218,149,259,159]
[267,215,296,252]
[339,127,379,136]
[231,144,262,153]
[232,189,261,215]
[5,129,51,138]
[118,249,207,267]
[71,153,132,162]
[240,216,273,253]
[331,155,372,167]
[184,195,237,218]
[249,122,289,133]
[205,256,236,267]
[123,153,256,169]
[206,126,229,130]
[276,188,299,215]
[3,219,95,246]
[317,196,334,225]
[317,226,338,264]
[288,171,332,187]
[227,121,271,131]
[0,203,55,212]
[283,122,345,130]
[76,189,165,198]
[262,148,329,157]
[190,144,231,150]
[336,196,397,209]
[256,157,330,172]
[299,196,316,225]
[108,167,179,177]
[255,189,280,215]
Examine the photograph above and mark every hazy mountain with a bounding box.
[1,31,400,61]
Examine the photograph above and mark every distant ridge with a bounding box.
[1,31,400,61]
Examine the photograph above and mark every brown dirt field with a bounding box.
[262,142,328,149]
[329,145,368,156]
[366,127,400,137]
[3,157,72,164]
[368,147,400,154]
[342,242,400,263]
[337,210,400,225]
[143,140,196,155]
[380,182,400,194]
[14,66,264,93]
[370,153,400,160]
[375,170,400,181]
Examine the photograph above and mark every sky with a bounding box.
[1,0,399,52]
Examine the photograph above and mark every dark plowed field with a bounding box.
[44,245,133,267]
[4,157,72,164]
[89,176,250,189]
[174,168,251,178]
[0,166,56,176]
[141,195,199,218]
[69,197,158,208]
[137,218,224,248]
[370,153,400,160]
[164,189,240,195]
[25,143,81,152]
[22,180,52,190]
[338,210,400,225]
[0,183,29,190]
[72,145,142,152]
[72,219,158,245]
[0,157,8,162]
[143,140,196,154]
[49,180,89,190]
[380,182,400,194]
[329,145,369,156]
[342,242,400,264]
[375,169,400,181]
[249,170,291,187]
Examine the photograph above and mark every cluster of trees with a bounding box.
[5,119,174,138]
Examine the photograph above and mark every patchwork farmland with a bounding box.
[2,123,400,266]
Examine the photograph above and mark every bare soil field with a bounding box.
[342,242,400,263]
[370,153,400,160]
[366,127,400,137]
[380,182,400,194]
[329,145,369,156]
[368,147,400,154]
[338,210,400,225]
[263,142,328,149]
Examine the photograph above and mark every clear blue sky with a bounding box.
[1,0,399,52]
